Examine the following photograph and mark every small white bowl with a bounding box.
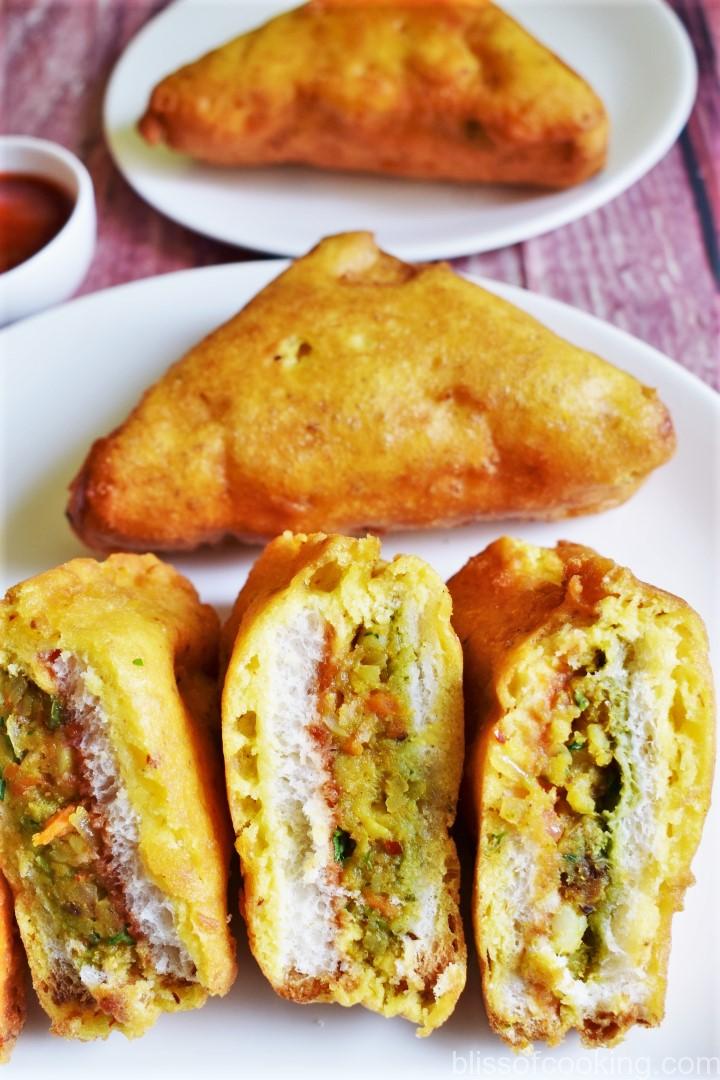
[0,136,96,326]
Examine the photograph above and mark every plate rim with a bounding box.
[102,0,699,260]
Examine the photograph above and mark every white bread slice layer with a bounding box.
[50,652,195,983]
[260,610,341,978]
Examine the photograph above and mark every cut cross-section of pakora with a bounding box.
[448,538,715,1048]
[0,555,236,1040]
[222,531,466,1034]
[68,233,674,552]
[139,0,608,189]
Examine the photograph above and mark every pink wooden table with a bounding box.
[3,0,718,388]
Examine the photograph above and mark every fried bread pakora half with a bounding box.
[222,532,466,1034]
[68,233,675,552]
[0,873,25,1063]
[139,0,608,189]
[448,538,715,1048]
[0,555,236,1040]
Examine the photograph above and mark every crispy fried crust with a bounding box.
[222,532,466,1033]
[0,555,236,1039]
[67,233,674,552]
[0,873,25,1063]
[448,538,715,1049]
[139,0,608,189]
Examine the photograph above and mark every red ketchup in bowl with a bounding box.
[0,173,74,273]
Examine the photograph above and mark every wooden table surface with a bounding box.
[3,0,719,389]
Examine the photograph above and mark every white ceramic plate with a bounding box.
[1,263,718,1077]
[103,0,697,260]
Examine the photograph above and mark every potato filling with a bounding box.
[485,598,690,1030]
[318,615,434,973]
[0,667,139,996]
[489,641,635,990]
[545,649,624,980]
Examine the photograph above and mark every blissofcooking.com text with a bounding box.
[450,1052,720,1077]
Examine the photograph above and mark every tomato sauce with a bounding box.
[0,173,74,273]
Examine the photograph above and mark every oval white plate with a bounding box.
[104,0,697,260]
[1,263,718,1077]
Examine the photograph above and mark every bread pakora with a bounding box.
[68,233,674,552]
[0,555,236,1040]
[222,532,466,1034]
[0,873,25,1063]
[447,538,715,1048]
[139,0,608,189]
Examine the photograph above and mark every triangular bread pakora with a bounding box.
[68,232,674,552]
[139,0,608,189]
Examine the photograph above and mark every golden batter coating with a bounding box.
[448,538,715,1048]
[0,555,236,1041]
[68,233,674,552]
[0,873,25,1063]
[222,532,466,1034]
[139,0,608,189]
